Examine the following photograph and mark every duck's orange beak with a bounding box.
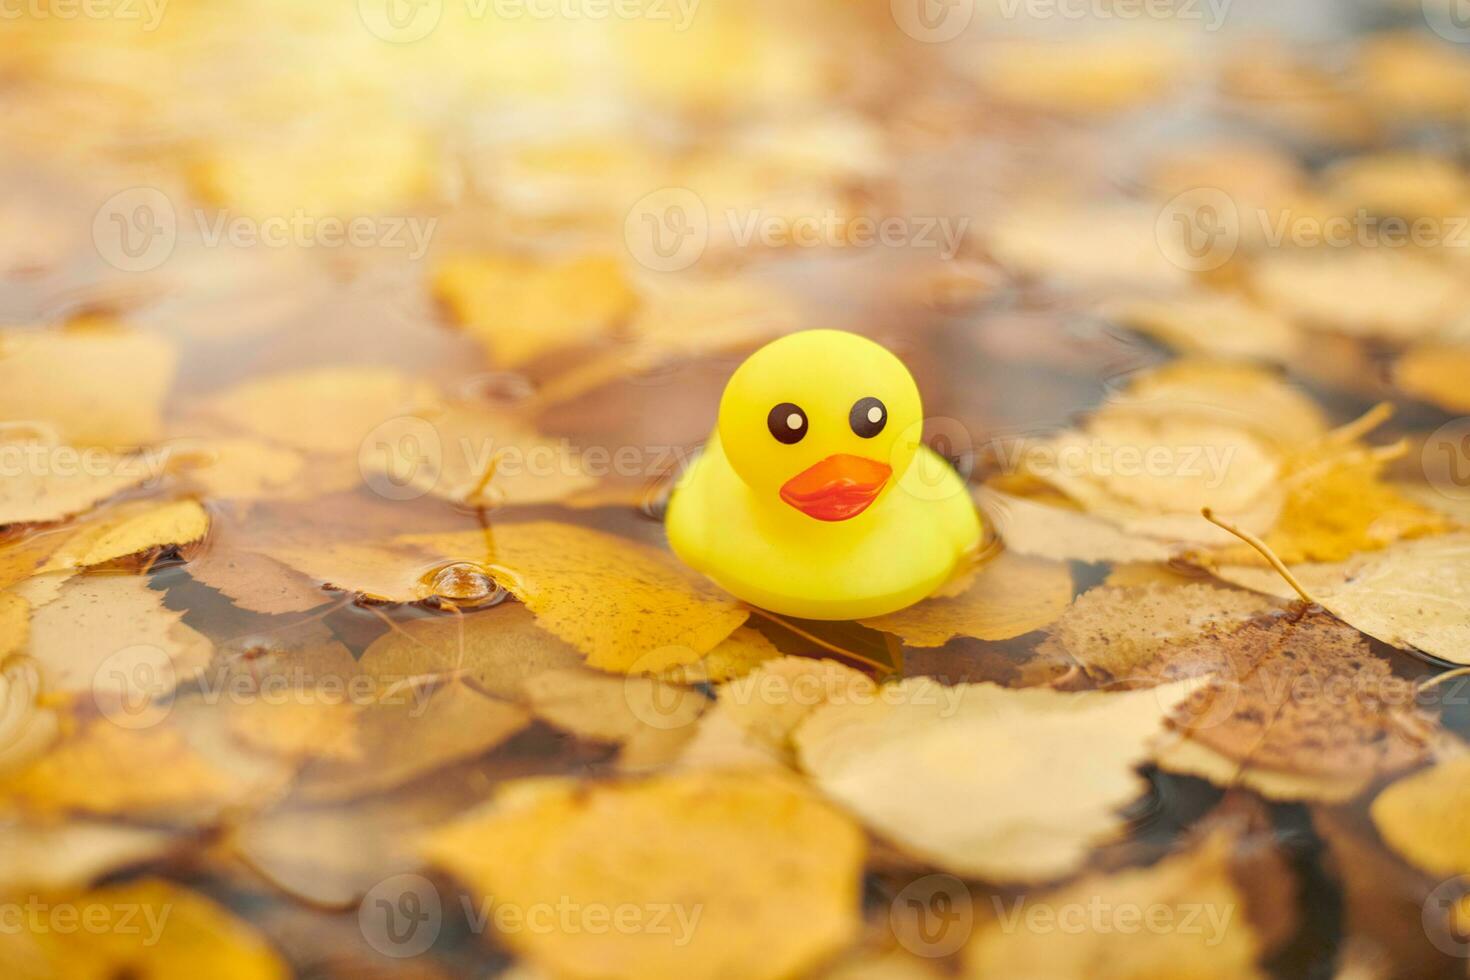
[779,454,892,522]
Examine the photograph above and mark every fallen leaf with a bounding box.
[359,401,596,507]
[860,551,1072,647]
[433,252,637,367]
[962,832,1267,979]
[1250,248,1468,341]
[1369,755,1470,878]
[980,486,1177,564]
[0,441,153,527]
[3,877,289,979]
[1213,533,1470,665]
[173,437,307,501]
[39,498,209,572]
[295,681,529,802]
[225,697,361,762]
[987,202,1188,288]
[0,324,177,448]
[204,366,440,455]
[422,770,865,980]
[360,602,584,700]
[1042,582,1279,683]
[0,658,60,775]
[794,678,1195,881]
[1395,344,1470,412]
[0,592,27,660]
[24,574,213,702]
[970,34,1184,114]
[0,819,175,891]
[1108,290,1300,364]
[403,522,749,672]
[1155,613,1434,801]
[1109,359,1328,448]
[0,718,261,820]
[188,547,330,615]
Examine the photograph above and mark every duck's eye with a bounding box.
[849,397,886,438]
[767,402,808,444]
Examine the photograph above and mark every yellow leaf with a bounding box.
[24,575,213,702]
[1250,248,1468,341]
[0,719,257,820]
[175,437,306,501]
[962,832,1266,979]
[9,878,288,980]
[422,770,865,980]
[0,325,177,448]
[794,678,1195,881]
[0,658,60,775]
[359,401,596,507]
[204,366,440,455]
[972,34,1184,114]
[0,441,152,526]
[360,602,584,700]
[0,591,28,660]
[980,487,1177,564]
[0,820,175,892]
[225,697,361,762]
[1396,344,1470,413]
[860,551,1072,647]
[433,253,637,367]
[296,682,529,802]
[1370,756,1470,878]
[251,537,442,605]
[40,499,209,572]
[1109,359,1328,448]
[404,522,749,672]
[191,114,429,219]
[988,202,1188,288]
[1109,291,1300,364]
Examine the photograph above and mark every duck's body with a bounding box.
[667,433,980,619]
[666,330,982,621]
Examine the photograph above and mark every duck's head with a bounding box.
[718,329,922,522]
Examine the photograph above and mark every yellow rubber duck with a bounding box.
[667,329,982,620]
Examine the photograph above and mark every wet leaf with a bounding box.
[295,681,529,802]
[39,499,209,572]
[980,486,1177,564]
[962,832,1268,979]
[794,679,1195,881]
[24,574,213,702]
[434,252,638,367]
[0,324,177,449]
[1,877,289,979]
[861,551,1073,647]
[405,522,749,672]
[0,442,152,527]
[423,770,865,980]
[1155,613,1434,801]
[1369,756,1470,878]
[1395,344,1470,412]
[204,366,440,455]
